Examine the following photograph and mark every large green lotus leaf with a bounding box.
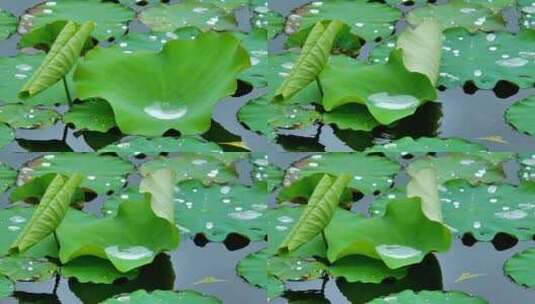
[268,255,325,282]
[172,180,270,241]
[283,153,400,195]
[407,153,507,185]
[238,96,320,140]
[101,290,220,303]
[0,104,59,129]
[10,173,84,206]
[439,180,535,241]
[20,0,134,41]
[504,247,535,289]
[367,290,488,304]
[506,96,535,136]
[63,99,115,133]
[140,154,238,186]
[0,125,14,151]
[439,28,535,89]
[285,0,401,42]
[366,137,486,157]
[520,0,535,29]
[237,249,283,299]
[0,255,57,282]
[328,255,407,284]
[61,256,139,284]
[320,50,437,125]
[234,29,268,88]
[275,20,343,102]
[325,199,452,268]
[102,289,221,304]
[18,20,93,52]
[0,276,13,299]
[0,163,16,193]
[407,0,505,32]
[322,103,380,132]
[57,197,179,273]
[0,10,17,41]
[518,153,535,182]
[139,1,237,32]
[112,27,202,54]
[74,32,250,136]
[251,154,285,192]
[0,208,58,258]
[252,2,284,39]
[100,136,222,159]
[22,153,134,195]
[0,54,70,105]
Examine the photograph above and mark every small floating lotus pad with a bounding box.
[504,247,535,289]
[367,289,488,303]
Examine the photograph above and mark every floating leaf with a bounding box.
[320,50,436,125]
[57,197,179,273]
[252,2,284,39]
[274,20,343,102]
[322,104,379,132]
[234,29,268,88]
[325,199,452,268]
[0,163,16,194]
[63,99,116,133]
[407,0,505,32]
[140,1,237,32]
[0,276,13,299]
[0,10,17,41]
[101,289,221,304]
[74,32,249,136]
[366,137,485,156]
[237,249,283,299]
[520,0,535,29]
[61,256,139,284]
[0,125,14,151]
[328,255,407,283]
[368,290,488,303]
[139,168,175,223]
[0,256,57,282]
[407,168,442,222]
[439,28,535,89]
[506,96,535,136]
[504,247,535,289]
[279,174,351,253]
[20,0,134,41]
[10,174,82,253]
[0,104,59,129]
[285,0,401,42]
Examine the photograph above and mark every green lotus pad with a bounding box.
[320,50,437,125]
[0,276,13,299]
[139,1,237,32]
[439,28,535,89]
[61,256,139,284]
[20,0,134,41]
[0,127,14,153]
[504,247,535,289]
[368,290,488,303]
[57,197,179,273]
[0,10,17,41]
[101,289,221,304]
[74,32,250,136]
[21,153,134,195]
[325,199,452,269]
[506,96,535,136]
[285,0,401,42]
[0,104,60,129]
[283,153,400,195]
[366,137,486,158]
[0,255,57,282]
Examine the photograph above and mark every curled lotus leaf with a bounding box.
[74,32,250,136]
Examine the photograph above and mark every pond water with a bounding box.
[0,0,533,304]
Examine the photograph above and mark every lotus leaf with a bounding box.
[0,10,16,41]
[22,153,134,195]
[328,255,407,283]
[237,249,283,299]
[252,2,284,39]
[504,247,535,288]
[20,0,134,41]
[139,168,175,223]
[61,256,139,284]
[368,290,488,303]
[506,96,535,136]
[199,0,250,11]
[0,276,12,299]
[0,255,57,282]
[63,99,116,133]
[19,21,95,99]
[74,32,250,136]
[465,0,516,11]
[139,1,237,32]
[521,0,535,29]
[439,28,535,89]
[518,153,535,182]
[407,153,507,185]
[238,96,320,140]
[407,168,442,222]
[234,29,268,88]
[101,289,221,304]
[283,153,400,195]
[0,104,59,129]
[0,163,16,193]
[10,174,82,253]
[275,20,343,102]
[0,125,13,151]
[407,0,505,32]
[325,199,452,268]
[0,53,71,105]
[140,154,238,186]
[57,197,179,273]
[10,173,84,205]
[322,104,380,132]
[320,50,437,125]
[365,137,486,156]
[285,0,401,42]
[251,154,285,191]
[99,136,222,158]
